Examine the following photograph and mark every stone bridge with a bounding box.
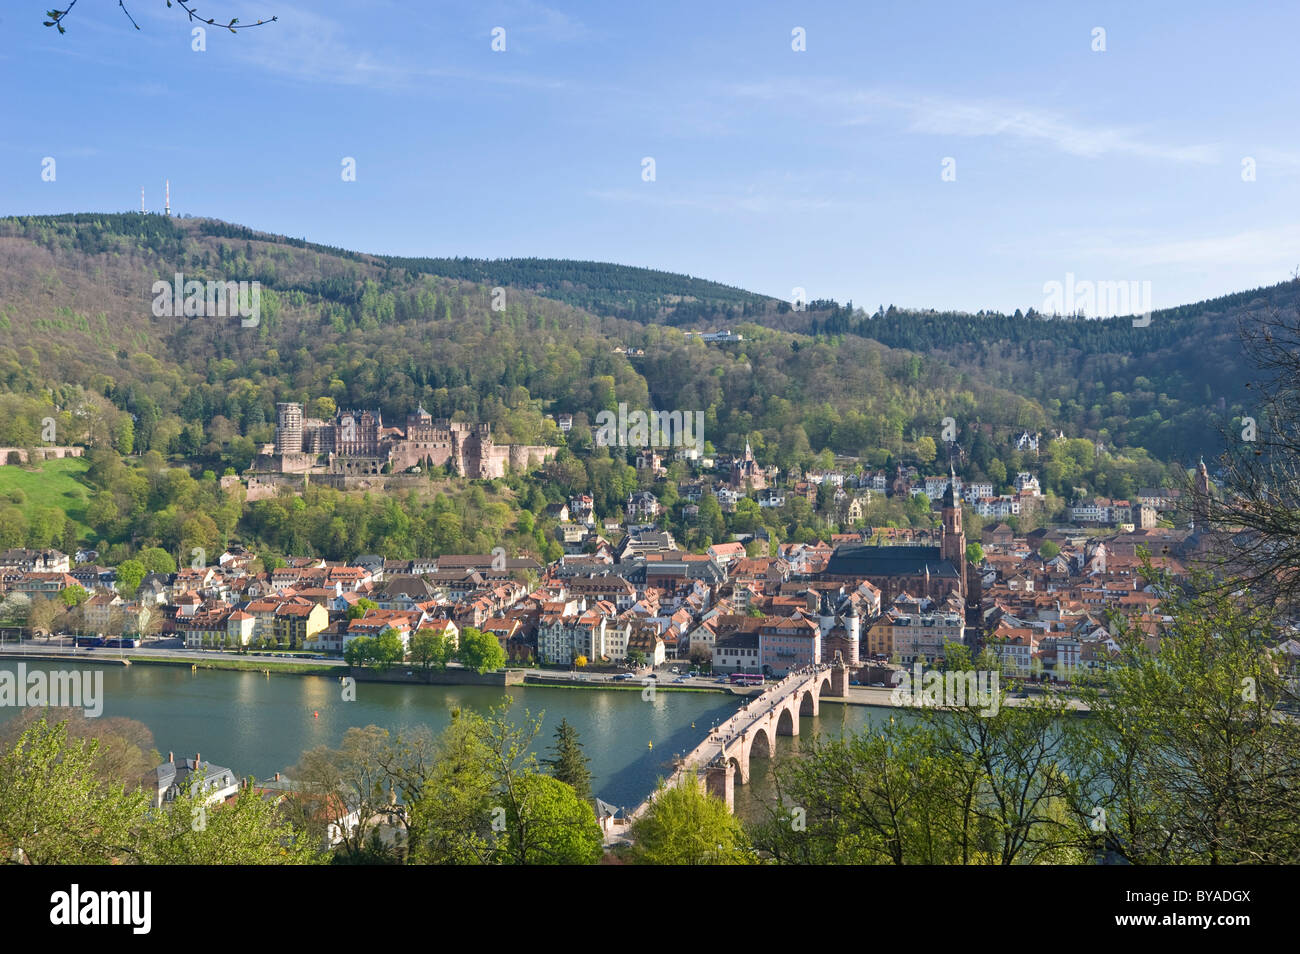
[629,658,850,817]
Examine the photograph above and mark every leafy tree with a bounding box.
[542,718,592,802]
[751,683,1083,865]
[347,598,378,620]
[573,654,588,669]
[58,584,88,608]
[408,627,455,672]
[628,776,753,865]
[407,712,497,864]
[138,547,177,575]
[501,773,604,865]
[115,558,146,595]
[915,435,937,466]
[138,782,322,865]
[343,636,374,668]
[965,541,984,564]
[1038,540,1060,560]
[0,718,150,864]
[373,628,407,670]
[1066,560,1300,864]
[458,627,506,674]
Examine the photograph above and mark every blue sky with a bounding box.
[4,0,1299,314]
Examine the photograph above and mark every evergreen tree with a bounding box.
[542,718,592,802]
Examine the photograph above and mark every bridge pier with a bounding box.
[829,655,851,697]
[705,761,735,813]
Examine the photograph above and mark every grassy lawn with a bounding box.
[0,457,92,537]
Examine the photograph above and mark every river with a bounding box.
[0,660,893,819]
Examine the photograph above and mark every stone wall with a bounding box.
[0,446,84,465]
[348,666,524,687]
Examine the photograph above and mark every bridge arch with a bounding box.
[726,754,747,785]
[748,724,772,762]
[798,688,818,717]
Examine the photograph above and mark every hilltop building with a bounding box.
[250,402,556,482]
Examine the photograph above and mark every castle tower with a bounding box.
[818,590,834,637]
[941,465,966,598]
[275,402,303,455]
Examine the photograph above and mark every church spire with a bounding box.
[942,463,957,509]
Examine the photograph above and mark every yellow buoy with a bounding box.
[647,741,653,750]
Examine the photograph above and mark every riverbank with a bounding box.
[522,678,727,694]
[817,685,1092,712]
[129,655,337,675]
[0,652,131,666]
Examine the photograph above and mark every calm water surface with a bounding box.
[0,661,895,814]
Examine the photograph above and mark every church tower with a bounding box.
[941,465,966,598]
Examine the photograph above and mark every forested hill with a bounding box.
[777,281,1292,462]
[0,212,1260,487]
[385,239,1280,462]
[92,216,778,325]
[0,212,1069,474]
[381,255,777,326]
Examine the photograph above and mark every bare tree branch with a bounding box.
[43,0,277,34]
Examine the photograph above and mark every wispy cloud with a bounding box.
[732,80,1220,164]
[1079,225,1300,269]
[891,95,1219,163]
[231,3,575,93]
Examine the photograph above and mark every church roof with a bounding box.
[823,545,959,579]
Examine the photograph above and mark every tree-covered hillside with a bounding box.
[0,212,1258,562]
[381,254,776,326]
